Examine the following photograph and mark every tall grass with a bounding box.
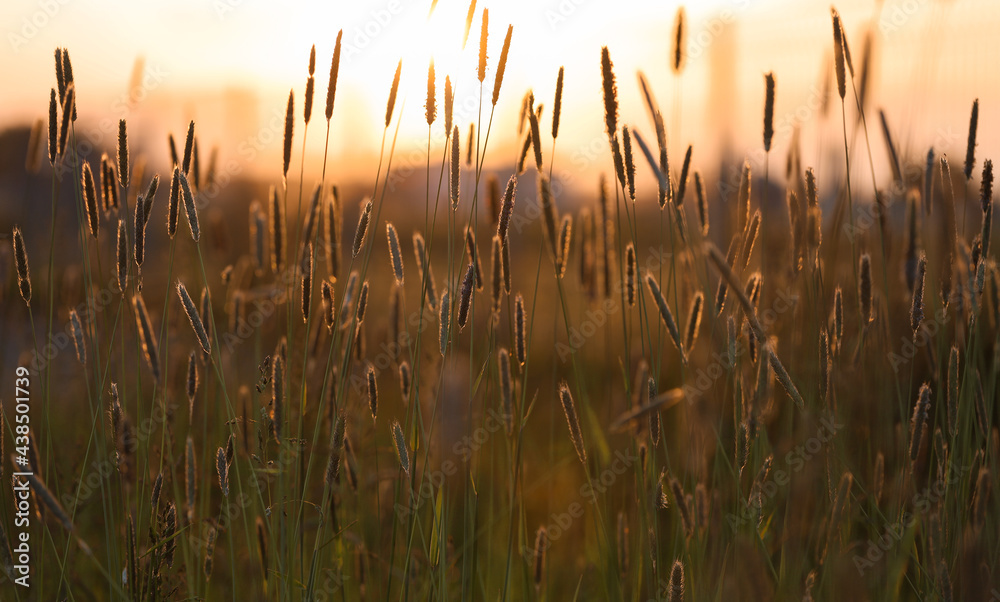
[2,5,999,602]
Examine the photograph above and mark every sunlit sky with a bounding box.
[2,0,1000,192]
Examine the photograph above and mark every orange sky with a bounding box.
[2,0,999,194]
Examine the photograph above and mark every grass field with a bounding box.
[1,2,998,600]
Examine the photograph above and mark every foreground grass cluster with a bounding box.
[1,5,998,601]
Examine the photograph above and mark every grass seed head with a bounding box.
[626,244,636,306]
[965,98,979,180]
[859,253,873,325]
[167,166,180,237]
[47,89,57,165]
[445,76,454,135]
[497,175,517,242]
[386,223,404,285]
[676,145,692,206]
[117,119,129,189]
[533,526,547,588]
[738,161,752,233]
[304,54,316,124]
[556,215,572,278]
[492,25,512,106]
[82,162,99,239]
[458,263,475,329]
[283,89,294,177]
[763,72,775,151]
[671,7,686,74]
[552,66,564,139]
[386,60,402,127]
[392,421,409,474]
[182,120,195,175]
[622,126,635,200]
[367,363,378,421]
[477,8,488,81]
[451,126,461,208]
[684,291,704,352]
[425,59,436,126]
[601,46,618,139]
[177,282,211,354]
[216,447,229,496]
[910,383,932,462]
[326,30,343,120]
[326,412,346,486]
[558,381,587,465]
[399,361,411,400]
[57,85,74,158]
[352,200,372,258]
[55,48,66,101]
[646,273,684,358]
[178,169,200,242]
[132,294,160,382]
[69,309,86,365]
[832,9,847,99]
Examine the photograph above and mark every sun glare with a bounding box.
[388,2,493,136]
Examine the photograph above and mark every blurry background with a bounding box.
[1,0,999,199]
